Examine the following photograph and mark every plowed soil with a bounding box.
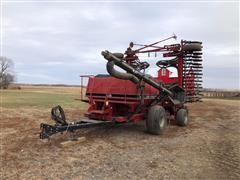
[1,99,240,179]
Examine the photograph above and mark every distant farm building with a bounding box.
[202,89,240,98]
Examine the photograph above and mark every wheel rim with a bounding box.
[184,114,188,124]
[159,116,165,128]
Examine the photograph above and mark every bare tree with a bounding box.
[0,56,15,89]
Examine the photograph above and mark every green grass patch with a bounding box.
[1,89,88,109]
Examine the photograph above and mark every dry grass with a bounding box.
[1,86,240,179]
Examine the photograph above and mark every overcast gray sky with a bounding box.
[2,1,239,89]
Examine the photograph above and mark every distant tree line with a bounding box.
[0,56,15,89]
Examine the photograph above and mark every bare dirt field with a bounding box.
[1,87,240,179]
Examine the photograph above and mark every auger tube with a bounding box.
[106,61,139,84]
[102,50,173,96]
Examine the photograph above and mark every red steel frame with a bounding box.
[80,39,197,123]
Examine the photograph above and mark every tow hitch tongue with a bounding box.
[40,106,114,139]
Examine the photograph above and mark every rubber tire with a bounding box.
[146,105,167,135]
[182,43,202,51]
[176,109,188,126]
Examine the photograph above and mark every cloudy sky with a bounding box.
[2,1,239,89]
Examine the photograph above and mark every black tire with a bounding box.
[182,43,202,51]
[146,105,167,135]
[176,109,188,126]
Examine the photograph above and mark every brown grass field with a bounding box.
[1,86,240,179]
